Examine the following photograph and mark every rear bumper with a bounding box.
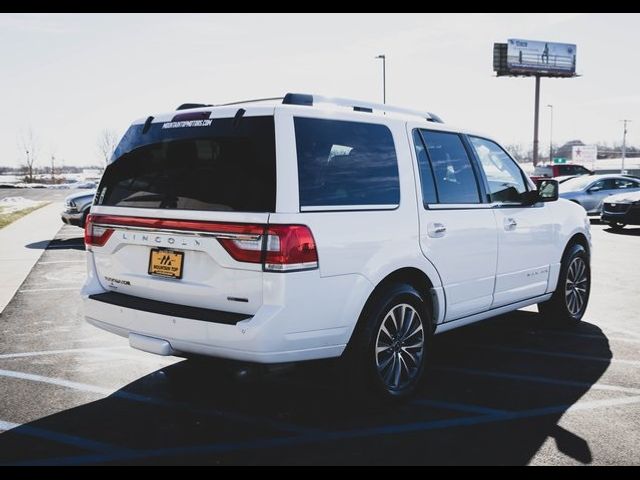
[82,258,373,364]
[61,210,85,227]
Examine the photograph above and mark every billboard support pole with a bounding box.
[533,75,541,167]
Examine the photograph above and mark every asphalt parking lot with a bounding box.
[0,221,639,465]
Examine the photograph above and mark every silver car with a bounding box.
[61,189,96,228]
[559,174,640,215]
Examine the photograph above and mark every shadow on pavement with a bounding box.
[0,311,611,465]
[26,238,85,250]
[603,226,640,236]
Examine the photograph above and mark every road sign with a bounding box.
[553,157,567,164]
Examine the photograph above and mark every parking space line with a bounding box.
[0,347,128,360]
[471,345,640,366]
[435,366,640,395]
[18,287,80,293]
[0,369,112,395]
[601,325,640,339]
[0,420,20,432]
[86,349,178,363]
[13,394,640,466]
[0,418,133,455]
[522,329,640,344]
[0,368,315,435]
[38,260,86,265]
[411,399,509,416]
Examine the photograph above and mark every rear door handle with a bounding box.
[427,222,447,238]
[504,217,517,231]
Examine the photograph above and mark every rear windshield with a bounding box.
[96,115,276,212]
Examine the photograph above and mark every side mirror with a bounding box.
[587,185,602,193]
[535,179,559,202]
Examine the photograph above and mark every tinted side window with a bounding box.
[469,136,528,204]
[420,130,481,204]
[564,165,587,175]
[615,178,640,189]
[295,118,399,208]
[412,129,438,204]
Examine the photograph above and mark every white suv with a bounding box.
[82,93,592,399]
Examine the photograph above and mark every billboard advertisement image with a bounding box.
[506,39,577,76]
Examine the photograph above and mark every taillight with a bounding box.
[218,224,318,272]
[84,214,114,249]
[263,225,318,272]
[82,214,317,272]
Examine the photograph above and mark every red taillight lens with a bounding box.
[263,225,318,272]
[218,224,318,272]
[84,214,114,248]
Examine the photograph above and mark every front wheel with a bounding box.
[538,243,591,327]
[344,283,431,401]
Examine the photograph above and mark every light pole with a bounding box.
[375,54,386,104]
[621,119,631,173]
[547,104,553,163]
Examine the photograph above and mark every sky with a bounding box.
[1,12,639,167]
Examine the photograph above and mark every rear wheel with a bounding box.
[344,283,431,401]
[607,222,626,231]
[538,243,590,327]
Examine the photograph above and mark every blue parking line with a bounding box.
[434,366,640,395]
[412,399,509,416]
[8,394,640,465]
[0,368,315,435]
[0,421,133,456]
[0,409,542,465]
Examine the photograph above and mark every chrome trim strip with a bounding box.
[92,223,262,241]
[300,204,397,212]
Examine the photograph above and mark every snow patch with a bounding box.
[0,197,45,214]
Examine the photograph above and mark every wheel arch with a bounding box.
[345,267,440,354]
[564,232,590,261]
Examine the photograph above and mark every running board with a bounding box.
[434,294,553,334]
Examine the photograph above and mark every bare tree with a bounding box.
[18,127,39,183]
[97,129,119,166]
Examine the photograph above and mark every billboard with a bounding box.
[505,39,577,76]
[572,145,597,169]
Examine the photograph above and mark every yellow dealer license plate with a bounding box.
[148,249,184,279]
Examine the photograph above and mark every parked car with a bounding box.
[61,189,96,228]
[601,190,640,230]
[82,93,591,400]
[559,174,640,215]
[530,163,593,182]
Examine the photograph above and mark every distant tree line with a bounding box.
[5,127,119,183]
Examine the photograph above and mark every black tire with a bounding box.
[343,283,432,402]
[538,243,590,327]
[607,222,626,231]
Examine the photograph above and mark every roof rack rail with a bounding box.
[176,103,212,110]
[218,96,284,107]
[282,93,443,123]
